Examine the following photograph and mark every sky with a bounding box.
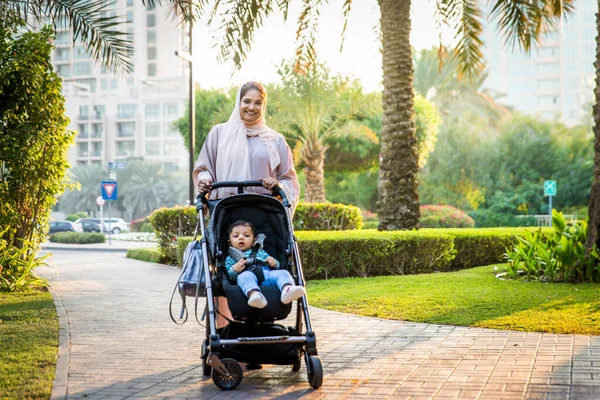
[191,1,452,92]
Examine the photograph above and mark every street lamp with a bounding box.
[175,20,195,205]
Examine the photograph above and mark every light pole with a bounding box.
[175,18,195,205]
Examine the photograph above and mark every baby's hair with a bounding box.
[228,220,255,236]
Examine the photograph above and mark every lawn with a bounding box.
[307,264,600,335]
[0,291,58,399]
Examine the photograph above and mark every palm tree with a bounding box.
[58,164,106,215]
[269,62,379,203]
[0,0,196,73]
[201,0,572,230]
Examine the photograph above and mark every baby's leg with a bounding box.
[264,270,305,304]
[237,271,267,309]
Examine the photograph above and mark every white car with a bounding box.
[74,217,129,234]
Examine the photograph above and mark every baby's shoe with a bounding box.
[248,291,267,308]
[280,285,306,304]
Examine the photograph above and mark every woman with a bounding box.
[193,81,299,212]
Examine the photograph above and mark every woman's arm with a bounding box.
[274,137,300,215]
[192,125,220,188]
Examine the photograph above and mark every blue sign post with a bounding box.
[101,181,117,246]
[544,180,557,227]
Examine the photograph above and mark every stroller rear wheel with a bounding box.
[212,358,243,390]
[306,355,323,389]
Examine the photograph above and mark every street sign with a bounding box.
[544,180,557,196]
[101,181,118,201]
[96,196,105,206]
[108,161,126,170]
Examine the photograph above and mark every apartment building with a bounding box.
[52,0,189,170]
[481,0,596,126]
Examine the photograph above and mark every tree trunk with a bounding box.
[302,140,327,203]
[377,0,420,230]
[586,2,600,251]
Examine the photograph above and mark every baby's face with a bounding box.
[229,226,255,251]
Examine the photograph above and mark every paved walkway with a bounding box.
[38,250,600,399]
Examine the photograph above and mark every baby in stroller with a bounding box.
[225,220,305,309]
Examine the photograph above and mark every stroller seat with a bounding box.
[222,277,292,322]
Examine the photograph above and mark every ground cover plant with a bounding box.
[307,264,600,335]
[0,291,58,399]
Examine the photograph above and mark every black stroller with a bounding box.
[195,180,322,390]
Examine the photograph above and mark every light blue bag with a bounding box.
[169,239,206,324]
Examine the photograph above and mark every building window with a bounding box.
[164,140,180,156]
[126,27,134,41]
[101,78,108,90]
[55,31,70,45]
[56,64,71,78]
[92,142,103,157]
[118,104,137,119]
[148,63,157,76]
[73,61,92,76]
[110,78,118,90]
[538,95,559,106]
[537,47,559,57]
[77,142,89,157]
[91,123,103,138]
[163,103,179,118]
[145,141,161,156]
[79,105,89,120]
[537,63,559,74]
[145,104,160,119]
[147,47,157,60]
[146,2,155,10]
[55,48,70,61]
[538,79,560,90]
[117,122,136,137]
[77,124,90,138]
[147,30,156,44]
[163,122,179,137]
[145,123,160,137]
[147,14,156,27]
[126,11,134,23]
[127,0,134,6]
[116,141,135,157]
[93,105,105,119]
[77,160,88,166]
[73,45,89,59]
[75,79,97,93]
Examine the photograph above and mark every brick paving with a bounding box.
[38,250,600,400]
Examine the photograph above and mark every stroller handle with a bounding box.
[196,180,290,208]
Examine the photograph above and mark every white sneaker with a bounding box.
[280,285,305,304]
[248,292,267,309]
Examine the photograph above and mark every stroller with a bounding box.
[195,180,322,390]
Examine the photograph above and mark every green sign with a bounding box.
[544,180,557,196]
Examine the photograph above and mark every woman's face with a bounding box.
[239,89,264,125]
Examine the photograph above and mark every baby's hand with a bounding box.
[266,256,277,268]
[233,259,247,273]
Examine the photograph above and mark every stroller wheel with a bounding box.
[306,355,323,389]
[291,358,301,372]
[212,358,243,390]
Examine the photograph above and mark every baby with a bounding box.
[225,220,305,308]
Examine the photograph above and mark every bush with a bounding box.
[0,235,49,292]
[130,217,150,232]
[294,202,363,230]
[126,247,163,264]
[66,212,88,222]
[468,209,537,227]
[148,206,198,264]
[419,205,475,228]
[48,232,105,244]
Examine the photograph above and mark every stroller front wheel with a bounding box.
[306,355,323,389]
[201,340,211,376]
[212,358,243,390]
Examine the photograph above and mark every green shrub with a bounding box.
[148,206,198,264]
[504,210,600,282]
[0,236,49,292]
[469,209,537,227]
[294,202,363,230]
[126,247,163,264]
[419,205,475,228]
[66,212,88,222]
[139,222,154,233]
[130,217,149,232]
[48,232,105,244]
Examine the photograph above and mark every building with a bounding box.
[51,0,189,170]
[481,0,596,126]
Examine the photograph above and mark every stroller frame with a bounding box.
[196,180,322,390]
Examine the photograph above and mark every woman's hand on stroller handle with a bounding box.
[196,180,290,207]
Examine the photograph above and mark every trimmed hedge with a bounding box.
[126,247,163,264]
[148,206,198,264]
[48,232,105,244]
[294,202,362,230]
[176,228,547,280]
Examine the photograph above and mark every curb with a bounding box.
[48,287,69,400]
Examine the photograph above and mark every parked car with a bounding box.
[74,218,105,233]
[74,217,129,234]
[79,220,102,232]
[49,220,80,234]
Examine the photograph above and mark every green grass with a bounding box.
[0,291,58,399]
[126,247,163,264]
[306,264,600,335]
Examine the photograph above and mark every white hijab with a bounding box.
[214,85,280,197]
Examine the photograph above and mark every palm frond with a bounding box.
[339,0,352,52]
[294,0,323,75]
